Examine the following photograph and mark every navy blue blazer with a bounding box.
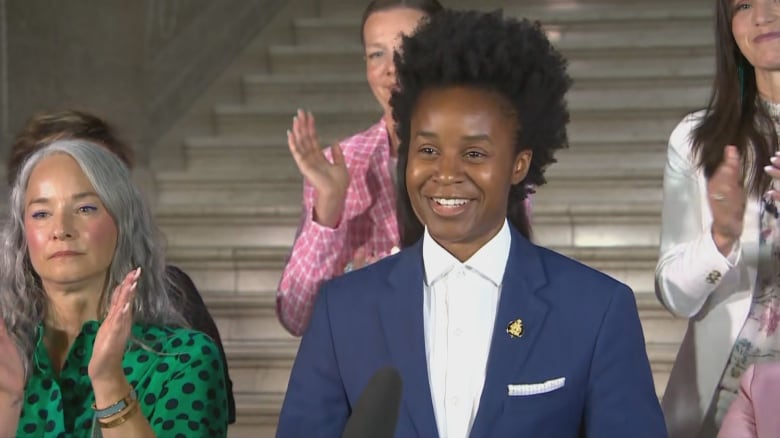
[277,226,667,438]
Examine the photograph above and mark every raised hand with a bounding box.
[88,268,140,384]
[764,151,780,201]
[287,109,350,228]
[708,145,746,256]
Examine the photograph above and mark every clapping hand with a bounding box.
[764,151,780,201]
[287,109,350,228]
[708,145,746,256]
[88,268,140,384]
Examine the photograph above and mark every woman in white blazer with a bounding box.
[656,1,780,437]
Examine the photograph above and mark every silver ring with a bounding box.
[343,262,353,273]
[711,193,726,202]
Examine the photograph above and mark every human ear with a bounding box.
[511,149,532,185]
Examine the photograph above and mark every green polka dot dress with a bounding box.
[17,321,228,437]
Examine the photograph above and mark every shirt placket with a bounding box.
[431,275,450,437]
[445,267,472,438]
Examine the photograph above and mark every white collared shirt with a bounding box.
[422,220,511,438]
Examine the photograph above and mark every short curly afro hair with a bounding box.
[391,9,571,246]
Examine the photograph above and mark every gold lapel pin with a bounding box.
[506,319,524,338]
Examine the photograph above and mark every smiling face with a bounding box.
[363,7,428,118]
[405,86,531,261]
[732,0,780,75]
[24,153,117,292]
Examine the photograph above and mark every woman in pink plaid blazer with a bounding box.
[277,0,444,336]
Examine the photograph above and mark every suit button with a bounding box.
[706,270,722,284]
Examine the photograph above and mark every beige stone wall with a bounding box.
[0,0,284,165]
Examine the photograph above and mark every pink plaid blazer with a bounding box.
[277,119,400,336]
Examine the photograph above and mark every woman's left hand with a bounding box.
[765,152,780,201]
[88,268,140,383]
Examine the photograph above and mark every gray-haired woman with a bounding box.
[0,140,228,437]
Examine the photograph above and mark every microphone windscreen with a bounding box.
[342,366,403,438]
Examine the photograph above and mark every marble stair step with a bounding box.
[229,392,284,438]
[536,178,663,206]
[558,246,658,295]
[317,0,708,19]
[634,293,687,346]
[207,291,293,341]
[240,73,710,110]
[213,104,689,139]
[648,341,680,398]
[267,40,713,76]
[156,180,301,207]
[156,196,662,248]
[200,110,687,161]
[181,136,669,170]
[225,339,298,370]
[155,197,662,219]
[158,210,661,249]
[568,113,684,148]
[154,176,663,210]
[166,246,289,296]
[535,212,661,248]
[178,137,666,177]
[551,147,666,175]
[206,290,683,345]
[165,244,659,298]
[162,142,668,183]
[183,135,668,154]
[214,104,379,139]
[293,14,711,46]
[154,179,662,208]
[242,73,712,106]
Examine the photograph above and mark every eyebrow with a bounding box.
[364,42,387,49]
[27,191,101,207]
[415,130,492,142]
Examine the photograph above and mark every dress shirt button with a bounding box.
[450,396,459,406]
[706,270,722,284]
[454,328,463,337]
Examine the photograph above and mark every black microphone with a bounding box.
[342,366,403,438]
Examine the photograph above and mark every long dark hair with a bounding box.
[391,10,571,247]
[359,0,444,46]
[692,0,778,196]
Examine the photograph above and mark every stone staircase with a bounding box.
[149,1,711,436]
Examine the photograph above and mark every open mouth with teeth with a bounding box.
[433,197,469,206]
[429,197,473,216]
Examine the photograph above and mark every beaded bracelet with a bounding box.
[92,388,137,419]
[98,399,140,429]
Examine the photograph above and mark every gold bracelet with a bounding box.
[98,399,139,428]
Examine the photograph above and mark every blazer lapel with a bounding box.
[380,241,439,438]
[469,229,550,438]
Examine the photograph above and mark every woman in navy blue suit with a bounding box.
[277,9,666,438]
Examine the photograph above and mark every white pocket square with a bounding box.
[507,377,566,396]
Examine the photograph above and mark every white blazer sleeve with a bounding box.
[655,112,742,318]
